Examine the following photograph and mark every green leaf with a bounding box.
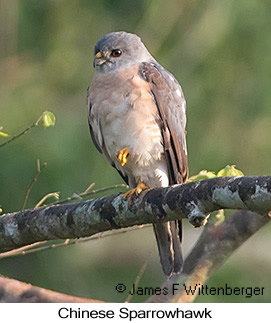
[217,165,244,177]
[42,111,56,127]
[0,131,9,137]
[188,170,216,182]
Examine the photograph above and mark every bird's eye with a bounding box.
[111,49,122,57]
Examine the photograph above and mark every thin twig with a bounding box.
[81,182,96,194]
[0,111,46,148]
[50,183,128,206]
[0,242,46,259]
[0,225,151,259]
[22,159,47,210]
[34,192,60,208]
[125,247,154,303]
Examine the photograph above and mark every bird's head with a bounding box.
[93,31,154,72]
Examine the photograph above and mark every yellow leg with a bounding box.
[116,147,129,166]
[123,180,149,199]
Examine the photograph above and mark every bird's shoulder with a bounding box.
[138,61,186,127]
[139,61,185,100]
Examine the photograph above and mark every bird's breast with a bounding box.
[89,66,164,169]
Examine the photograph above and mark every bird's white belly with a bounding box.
[103,104,161,159]
[100,101,167,187]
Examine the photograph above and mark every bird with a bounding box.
[87,31,188,277]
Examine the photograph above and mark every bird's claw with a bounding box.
[123,181,149,199]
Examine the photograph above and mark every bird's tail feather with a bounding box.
[153,220,183,277]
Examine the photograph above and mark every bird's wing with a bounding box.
[139,62,188,276]
[139,62,188,185]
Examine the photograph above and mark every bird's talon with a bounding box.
[122,181,149,199]
[123,188,137,199]
[116,148,129,166]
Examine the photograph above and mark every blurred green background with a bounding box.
[0,0,271,302]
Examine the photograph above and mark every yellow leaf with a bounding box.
[217,165,244,177]
[0,131,9,137]
[188,170,216,182]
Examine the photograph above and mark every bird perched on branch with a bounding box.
[87,31,188,277]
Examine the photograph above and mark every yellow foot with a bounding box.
[123,181,149,199]
[116,147,129,166]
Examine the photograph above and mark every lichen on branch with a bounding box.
[0,176,270,254]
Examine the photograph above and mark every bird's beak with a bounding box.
[93,51,107,67]
[95,51,102,59]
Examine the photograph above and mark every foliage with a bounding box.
[188,165,244,183]
[0,128,9,137]
[42,111,56,128]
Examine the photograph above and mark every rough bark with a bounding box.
[0,176,270,253]
[0,210,268,303]
[0,176,271,303]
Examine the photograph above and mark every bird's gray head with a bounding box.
[93,31,154,72]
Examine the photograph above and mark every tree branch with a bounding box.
[1,176,271,253]
[1,210,268,303]
[147,210,269,302]
[0,276,102,303]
